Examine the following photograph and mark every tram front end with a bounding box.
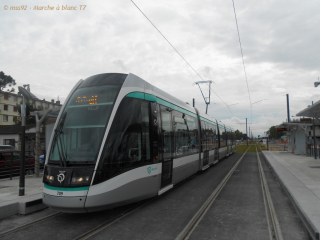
[42,73,127,213]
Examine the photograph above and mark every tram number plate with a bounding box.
[57,191,63,196]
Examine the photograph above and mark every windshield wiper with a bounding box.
[53,112,68,167]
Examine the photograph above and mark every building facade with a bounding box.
[0,92,61,125]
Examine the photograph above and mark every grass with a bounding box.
[235,143,261,153]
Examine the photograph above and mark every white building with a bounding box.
[0,91,61,125]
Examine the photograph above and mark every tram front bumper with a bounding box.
[43,193,87,213]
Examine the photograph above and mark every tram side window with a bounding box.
[207,123,215,150]
[201,121,207,151]
[173,111,198,157]
[100,98,151,171]
[226,130,231,146]
[186,115,199,153]
[141,102,151,161]
[161,108,173,159]
[230,131,235,145]
[220,126,226,147]
[213,124,219,149]
[173,112,187,157]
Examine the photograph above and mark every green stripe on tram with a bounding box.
[145,93,157,102]
[44,184,89,191]
[126,92,197,118]
[199,116,217,126]
[126,92,145,100]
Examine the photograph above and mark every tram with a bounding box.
[42,73,235,213]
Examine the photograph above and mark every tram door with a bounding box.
[160,106,173,189]
[201,121,209,167]
[214,123,219,161]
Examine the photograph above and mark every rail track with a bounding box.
[256,145,283,240]
[1,145,286,240]
[0,212,63,237]
[175,144,283,240]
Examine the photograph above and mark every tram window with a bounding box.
[173,112,198,157]
[226,130,231,146]
[141,102,151,161]
[96,97,153,183]
[161,109,172,159]
[219,126,226,147]
[201,121,208,151]
[207,123,215,150]
[186,116,199,153]
[101,98,143,169]
[174,122,188,156]
[49,85,120,163]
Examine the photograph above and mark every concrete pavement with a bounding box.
[262,151,320,240]
[0,174,46,219]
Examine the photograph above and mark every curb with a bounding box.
[0,193,47,220]
[261,151,320,240]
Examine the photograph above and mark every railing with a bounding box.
[0,150,44,180]
[268,145,288,151]
[257,142,287,151]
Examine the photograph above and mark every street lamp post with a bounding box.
[246,118,248,146]
[18,85,38,196]
[19,95,26,196]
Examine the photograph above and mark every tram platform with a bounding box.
[262,151,320,240]
[0,174,45,219]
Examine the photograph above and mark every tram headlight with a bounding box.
[71,176,91,184]
[45,175,54,183]
[70,168,94,186]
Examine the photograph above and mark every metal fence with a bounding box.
[0,150,44,179]
[268,144,288,151]
[257,142,287,151]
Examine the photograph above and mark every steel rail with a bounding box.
[0,212,62,237]
[175,145,252,240]
[73,198,155,240]
[256,145,284,240]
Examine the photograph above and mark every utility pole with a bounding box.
[312,101,316,159]
[287,94,290,123]
[246,118,248,146]
[193,98,195,107]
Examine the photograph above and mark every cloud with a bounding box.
[0,0,319,136]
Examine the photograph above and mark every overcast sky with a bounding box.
[1,0,319,136]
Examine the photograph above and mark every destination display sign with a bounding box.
[75,95,98,105]
[277,128,287,131]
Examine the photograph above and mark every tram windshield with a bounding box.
[49,85,121,164]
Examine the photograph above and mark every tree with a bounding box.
[0,71,16,92]
[235,129,246,140]
[266,126,285,139]
[15,101,44,125]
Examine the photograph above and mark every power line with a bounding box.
[131,0,234,117]
[231,0,252,123]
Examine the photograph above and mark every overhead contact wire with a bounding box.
[231,0,252,123]
[131,0,234,117]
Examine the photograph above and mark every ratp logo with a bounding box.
[147,166,158,174]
